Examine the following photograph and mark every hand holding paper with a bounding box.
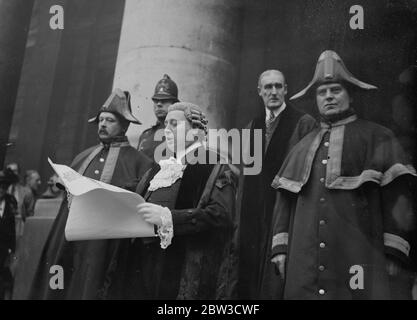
[48,158,155,241]
[137,203,167,227]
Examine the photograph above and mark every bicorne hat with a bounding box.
[290,50,377,100]
[88,88,141,124]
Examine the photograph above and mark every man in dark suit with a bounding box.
[0,169,17,299]
[237,70,315,299]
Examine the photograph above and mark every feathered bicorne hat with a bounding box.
[290,50,377,100]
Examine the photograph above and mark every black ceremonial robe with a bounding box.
[237,104,315,299]
[107,148,239,299]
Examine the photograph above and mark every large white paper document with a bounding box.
[48,158,155,241]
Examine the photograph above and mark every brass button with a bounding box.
[319,289,325,295]
[320,242,326,248]
[99,158,105,163]
[320,198,325,203]
[320,178,325,183]
[319,265,325,271]
[324,142,329,147]
[321,159,328,165]
[94,170,100,175]
[319,220,326,226]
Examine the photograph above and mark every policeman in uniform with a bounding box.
[137,74,180,161]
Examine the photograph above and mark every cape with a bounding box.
[272,115,416,193]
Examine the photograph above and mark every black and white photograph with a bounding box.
[0,0,417,307]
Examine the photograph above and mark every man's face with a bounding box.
[98,112,124,140]
[316,83,351,117]
[258,72,287,110]
[6,163,19,176]
[27,172,41,193]
[153,99,175,121]
[164,110,193,153]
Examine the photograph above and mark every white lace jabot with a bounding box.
[148,141,203,192]
[149,141,203,249]
[148,158,186,191]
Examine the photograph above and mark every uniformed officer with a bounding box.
[29,88,153,300]
[137,74,180,161]
[268,50,416,300]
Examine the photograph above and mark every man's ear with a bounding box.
[257,86,262,96]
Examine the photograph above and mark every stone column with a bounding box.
[113,0,242,147]
[0,0,34,167]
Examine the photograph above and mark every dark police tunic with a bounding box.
[137,121,165,161]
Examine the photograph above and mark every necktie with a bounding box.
[266,110,276,134]
[265,110,276,151]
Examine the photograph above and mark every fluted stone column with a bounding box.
[113,0,242,147]
[0,0,34,167]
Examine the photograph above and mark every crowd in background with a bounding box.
[0,163,63,299]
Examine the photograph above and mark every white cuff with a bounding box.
[384,233,410,257]
[272,232,288,249]
[157,207,174,249]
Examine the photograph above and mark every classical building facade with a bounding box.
[2,0,417,300]
[1,0,417,182]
